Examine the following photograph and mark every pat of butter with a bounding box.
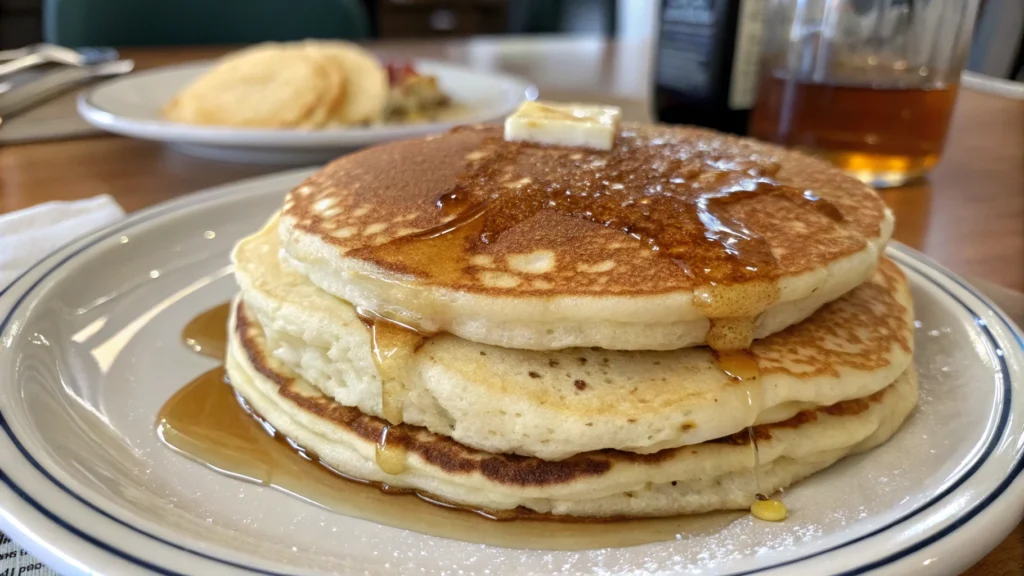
[504,101,622,151]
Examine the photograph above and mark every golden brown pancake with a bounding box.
[235,217,914,459]
[279,123,893,351]
[227,299,919,517]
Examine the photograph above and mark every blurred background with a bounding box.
[0,0,1019,81]
[0,0,1020,290]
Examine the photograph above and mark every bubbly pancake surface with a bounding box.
[227,298,918,517]
[237,219,914,459]
[279,123,893,350]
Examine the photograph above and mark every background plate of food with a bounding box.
[76,41,535,164]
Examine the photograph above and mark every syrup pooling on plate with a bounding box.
[182,303,230,359]
[182,302,421,478]
[358,126,846,351]
[156,369,744,548]
[161,309,745,548]
[167,303,790,531]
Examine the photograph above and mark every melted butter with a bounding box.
[182,303,230,359]
[352,127,845,350]
[355,308,431,425]
[157,364,743,549]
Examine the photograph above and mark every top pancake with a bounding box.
[280,123,893,351]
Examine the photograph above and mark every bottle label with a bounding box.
[728,0,766,110]
[655,0,721,100]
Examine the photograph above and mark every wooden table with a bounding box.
[1,37,1023,574]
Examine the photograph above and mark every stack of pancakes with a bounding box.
[226,122,917,518]
[164,41,389,129]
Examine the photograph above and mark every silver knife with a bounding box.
[0,59,134,122]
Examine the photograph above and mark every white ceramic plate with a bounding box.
[1,169,1023,576]
[76,61,535,164]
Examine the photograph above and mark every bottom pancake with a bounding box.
[227,297,918,518]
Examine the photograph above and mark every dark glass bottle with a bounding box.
[654,0,765,135]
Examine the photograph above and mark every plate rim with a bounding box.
[76,59,536,148]
[0,170,1022,576]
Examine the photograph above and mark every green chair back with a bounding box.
[44,0,370,47]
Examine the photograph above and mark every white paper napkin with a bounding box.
[0,195,124,576]
[0,195,125,289]
[0,532,56,576]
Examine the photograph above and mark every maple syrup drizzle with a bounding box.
[354,307,431,426]
[744,388,788,522]
[715,349,786,519]
[436,189,474,216]
[747,423,764,497]
[354,308,429,470]
[375,424,408,475]
[358,126,845,351]
[158,310,744,547]
[716,350,761,382]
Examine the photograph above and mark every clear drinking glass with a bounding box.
[748,0,981,188]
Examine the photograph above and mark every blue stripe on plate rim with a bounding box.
[0,178,1020,575]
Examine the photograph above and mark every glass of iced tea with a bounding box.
[748,0,981,188]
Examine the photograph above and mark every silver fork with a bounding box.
[0,44,119,78]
